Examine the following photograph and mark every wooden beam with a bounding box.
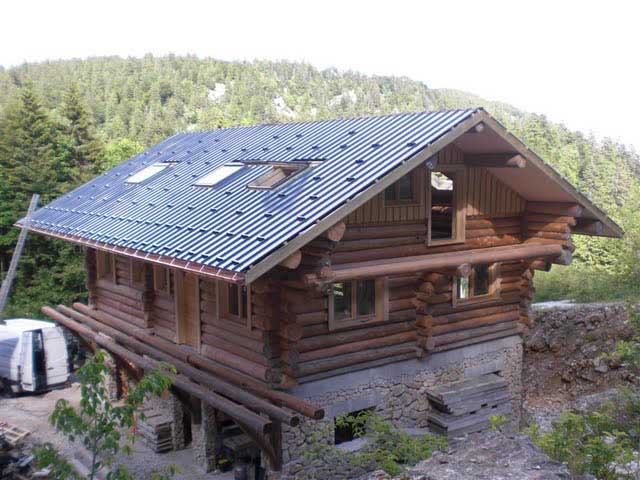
[573,219,604,236]
[323,221,346,242]
[465,153,526,168]
[278,251,302,269]
[315,243,563,283]
[525,202,583,217]
[41,306,272,434]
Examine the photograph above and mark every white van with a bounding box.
[0,319,70,393]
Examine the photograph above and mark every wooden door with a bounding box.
[176,272,200,349]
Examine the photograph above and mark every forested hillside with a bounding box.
[0,55,638,316]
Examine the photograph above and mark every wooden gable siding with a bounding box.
[345,144,524,226]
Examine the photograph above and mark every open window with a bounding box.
[453,263,500,306]
[428,167,465,245]
[328,278,388,330]
[220,282,251,328]
[384,170,419,206]
[193,163,244,187]
[247,162,307,190]
[126,162,173,184]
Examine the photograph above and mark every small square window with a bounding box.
[454,263,500,305]
[126,162,172,184]
[221,282,251,327]
[384,172,417,206]
[329,278,387,330]
[194,163,243,187]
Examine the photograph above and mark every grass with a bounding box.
[534,265,640,304]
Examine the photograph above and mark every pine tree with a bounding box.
[61,83,103,175]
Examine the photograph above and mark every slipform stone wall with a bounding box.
[271,335,523,480]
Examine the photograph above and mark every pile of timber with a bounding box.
[426,373,512,438]
[137,408,173,453]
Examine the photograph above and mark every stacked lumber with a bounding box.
[137,408,173,453]
[426,373,512,438]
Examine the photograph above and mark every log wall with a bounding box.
[345,144,525,227]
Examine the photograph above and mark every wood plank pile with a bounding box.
[136,409,173,453]
[0,422,30,446]
[425,373,511,438]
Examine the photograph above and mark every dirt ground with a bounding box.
[0,384,233,479]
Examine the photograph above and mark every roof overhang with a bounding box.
[27,226,245,284]
[243,109,622,284]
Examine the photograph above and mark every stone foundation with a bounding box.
[272,335,523,480]
[143,391,186,451]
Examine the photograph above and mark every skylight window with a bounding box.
[194,163,243,187]
[246,161,317,190]
[126,162,172,184]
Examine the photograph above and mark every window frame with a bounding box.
[153,265,172,295]
[383,169,420,207]
[452,263,501,307]
[193,163,244,187]
[328,277,388,330]
[218,281,252,329]
[427,166,466,246]
[246,163,307,190]
[125,162,173,184]
[96,251,116,282]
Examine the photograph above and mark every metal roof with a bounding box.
[21,109,480,278]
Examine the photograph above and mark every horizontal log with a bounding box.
[96,279,144,302]
[573,219,604,236]
[153,294,175,313]
[297,343,417,377]
[466,226,521,239]
[300,320,413,351]
[342,223,427,241]
[325,243,563,282]
[201,334,273,365]
[42,306,273,433]
[298,331,416,363]
[154,325,175,341]
[431,326,523,353]
[429,290,521,316]
[466,217,521,229]
[96,295,144,318]
[526,202,583,217]
[432,310,519,335]
[323,221,346,242]
[95,301,147,328]
[433,320,520,347]
[70,304,320,418]
[526,231,570,241]
[335,236,423,253]
[465,153,526,168]
[524,214,577,226]
[553,248,573,266]
[432,303,518,324]
[331,235,521,264]
[279,250,302,270]
[526,222,571,234]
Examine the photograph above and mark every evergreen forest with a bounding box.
[0,55,638,316]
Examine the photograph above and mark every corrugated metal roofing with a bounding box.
[21,109,479,275]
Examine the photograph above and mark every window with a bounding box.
[153,266,172,295]
[328,278,388,330]
[428,167,465,245]
[453,263,500,306]
[334,408,374,445]
[384,171,418,205]
[247,164,305,189]
[96,251,115,282]
[194,163,243,187]
[126,162,172,184]
[221,282,251,327]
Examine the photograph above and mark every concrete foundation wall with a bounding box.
[274,335,523,480]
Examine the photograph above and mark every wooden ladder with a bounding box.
[0,193,40,316]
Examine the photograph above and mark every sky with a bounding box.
[2,0,639,149]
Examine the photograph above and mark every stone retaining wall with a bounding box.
[272,335,523,480]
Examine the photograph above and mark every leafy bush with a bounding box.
[34,350,175,480]
[335,411,447,476]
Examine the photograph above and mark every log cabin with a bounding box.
[21,108,621,478]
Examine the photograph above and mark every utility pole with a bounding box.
[0,194,40,317]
